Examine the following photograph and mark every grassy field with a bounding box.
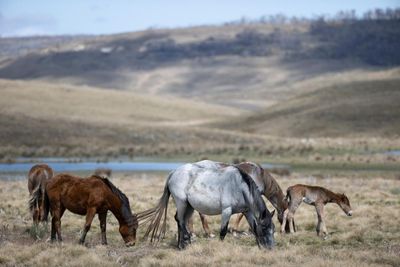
[0,171,399,266]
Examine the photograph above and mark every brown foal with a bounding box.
[27,164,54,224]
[281,184,352,238]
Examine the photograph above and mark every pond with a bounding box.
[0,160,289,180]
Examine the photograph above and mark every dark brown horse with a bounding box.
[281,184,352,238]
[187,161,291,236]
[27,164,54,224]
[34,174,138,246]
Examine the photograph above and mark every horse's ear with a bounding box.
[271,209,275,218]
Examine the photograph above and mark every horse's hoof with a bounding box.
[232,231,238,238]
[208,233,216,238]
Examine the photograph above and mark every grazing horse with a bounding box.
[27,164,54,224]
[138,162,275,249]
[187,161,291,236]
[33,174,138,246]
[281,184,352,238]
[94,168,112,179]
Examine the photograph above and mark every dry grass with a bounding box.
[0,171,399,266]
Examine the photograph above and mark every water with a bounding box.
[0,160,289,180]
[0,161,185,173]
[386,150,400,156]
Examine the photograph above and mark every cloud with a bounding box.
[0,12,57,37]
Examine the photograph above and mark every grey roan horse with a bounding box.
[138,162,275,249]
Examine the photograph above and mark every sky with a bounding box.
[0,0,399,37]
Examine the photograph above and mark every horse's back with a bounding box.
[47,174,110,215]
[169,163,246,215]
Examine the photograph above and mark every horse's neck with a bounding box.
[243,180,266,216]
[108,196,128,226]
[323,189,341,204]
[262,174,287,212]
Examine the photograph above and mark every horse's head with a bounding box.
[119,222,137,247]
[255,209,275,249]
[338,193,352,216]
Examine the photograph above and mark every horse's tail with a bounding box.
[284,187,292,205]
[137,173,171,243]
[28,181,50,222]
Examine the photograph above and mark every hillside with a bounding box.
[220,79,400,137]
[1,18,399,110]
[0,79,260,158]
[1,14,400,160]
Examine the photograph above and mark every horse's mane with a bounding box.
[93,175,138,228]
[235,167,268,219]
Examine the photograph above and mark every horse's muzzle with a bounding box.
[347,211,353,216]
[125,241,135,247]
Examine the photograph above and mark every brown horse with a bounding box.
[35,174,138,246]
[232,162,290,234]
[187,161,291,236]
[281,184,352,238]
[27,164,54,224]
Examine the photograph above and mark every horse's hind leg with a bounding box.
[174,200,192,249]
[51,205,65,242]
[280,209,289,234]
[285,198,301,234]
[199,213,214,238]
[79,207,96,245]
[187,214,195,237]
[219,207,232,240]
[232,213,244,236]
[98,212,107,245]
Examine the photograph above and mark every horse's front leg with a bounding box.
[219,207,232,240]
[79,207,96,245]
[98,212,107,245]
[315,203,327,238]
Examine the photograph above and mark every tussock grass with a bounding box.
[0,173,399,266]
[27,223,48,240]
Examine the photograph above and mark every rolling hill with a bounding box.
[218,79,400,137]
[1,16,400,159]
[0,79,261,158]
